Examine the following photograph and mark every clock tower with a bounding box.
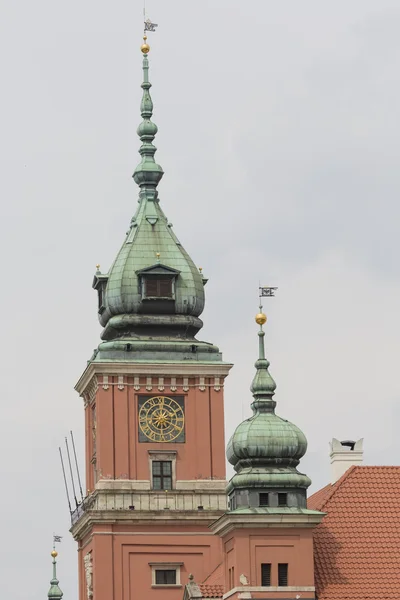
[71,38,232,600]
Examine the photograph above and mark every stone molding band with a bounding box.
[81,373,228,405]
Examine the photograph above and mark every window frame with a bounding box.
[261,563,271,587]
[278,563,289,586]
[152,460,172,491]
[155,570,176,585]
[278,492,287,507]
[150,563,183,588]
[148,451,177,490]
[259,492,269,507]
[144,276,174,299]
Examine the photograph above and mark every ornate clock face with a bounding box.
[138,396,185,443]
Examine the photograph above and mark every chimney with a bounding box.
[330,438,363,484]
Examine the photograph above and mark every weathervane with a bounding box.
[141,1,158,53]
[51,533,62,558]
[257,286,278,325]
[144,18,158,32]
[259,286,278,298]
[143,1,158,34]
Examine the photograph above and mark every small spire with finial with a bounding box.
[48,546,63,600]
[251,287,278,411]
[133,13,163,202]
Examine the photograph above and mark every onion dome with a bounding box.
[226,310,311,509]
[91,42,220,363]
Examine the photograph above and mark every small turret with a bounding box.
[226,304,311,510]
[48,550,63,600]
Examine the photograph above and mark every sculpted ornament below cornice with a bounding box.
[76,361,232,398]
[80,373,227,404]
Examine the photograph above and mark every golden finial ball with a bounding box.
[255,312,267,325]
[51,550,58,558]
[141,36,150,54]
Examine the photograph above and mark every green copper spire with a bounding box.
[226,302,311,509]
[250,309,277,412]
[48,551,63,600]
[133,42,164,201]
[90,39,225,365]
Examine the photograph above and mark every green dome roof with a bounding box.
[226,316,311,493]
[92,50,208,348]
[227,412,307,467]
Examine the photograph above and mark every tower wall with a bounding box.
[78,524,222,600]
[223,527,315,589]
[73,364,231,600]
[82,370,228,491]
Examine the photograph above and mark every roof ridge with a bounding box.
[354,464,400,468]
[202,562,223,584]
[310,465,358,510]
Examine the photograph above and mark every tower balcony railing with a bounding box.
[70,486,227,524]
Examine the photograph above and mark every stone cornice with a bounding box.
[210,511,325,536]
[71,509,225,541]
[94,479,227,492]
[75,361,233,397]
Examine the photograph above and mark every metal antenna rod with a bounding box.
[70,431,84,502]
[65,437,79,509]
[59,447,72,513]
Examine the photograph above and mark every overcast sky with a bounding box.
[1,0,400,597]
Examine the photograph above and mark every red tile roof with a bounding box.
[308,466,400,600]
[198,584,224,598]
[200,563,224,597]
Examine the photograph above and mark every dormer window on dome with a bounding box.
[137,264,180,301]
[92,272,109,316]
[145,278,173,298]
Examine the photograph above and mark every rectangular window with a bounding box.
[259,493,269,506]
[155,570,176,585]
[261,563,271,586]
[145,278,173,298]
[278,563,288,586]
[278,493,287,506]
[152,461,172,490]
